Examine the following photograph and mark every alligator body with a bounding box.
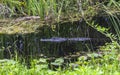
[40,37,91,42]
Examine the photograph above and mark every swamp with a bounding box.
[0,0,120,75]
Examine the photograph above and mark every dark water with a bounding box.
[0,17,111,59]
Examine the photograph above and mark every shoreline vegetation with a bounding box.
[0,0,120,75]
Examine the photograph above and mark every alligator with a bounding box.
[40,37,91,42]
[40,37,110,42]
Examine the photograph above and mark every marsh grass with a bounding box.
[1,0,59,19]
[0,0,120,75]
[0,41,120,75]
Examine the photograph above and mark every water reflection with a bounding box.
[0,17,111,59]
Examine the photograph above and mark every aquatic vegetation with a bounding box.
[0,20,44,34]
[0,42,120,75]
[0,0,120,75]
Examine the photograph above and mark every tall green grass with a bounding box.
[102,0,120,49]
[0,0,96,19]
[1,0,57,18]
[103,0,120,41]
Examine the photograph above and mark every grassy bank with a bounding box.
[0,42,120,75]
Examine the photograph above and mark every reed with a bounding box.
[103,0,120,41]
[0,0,120,74]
